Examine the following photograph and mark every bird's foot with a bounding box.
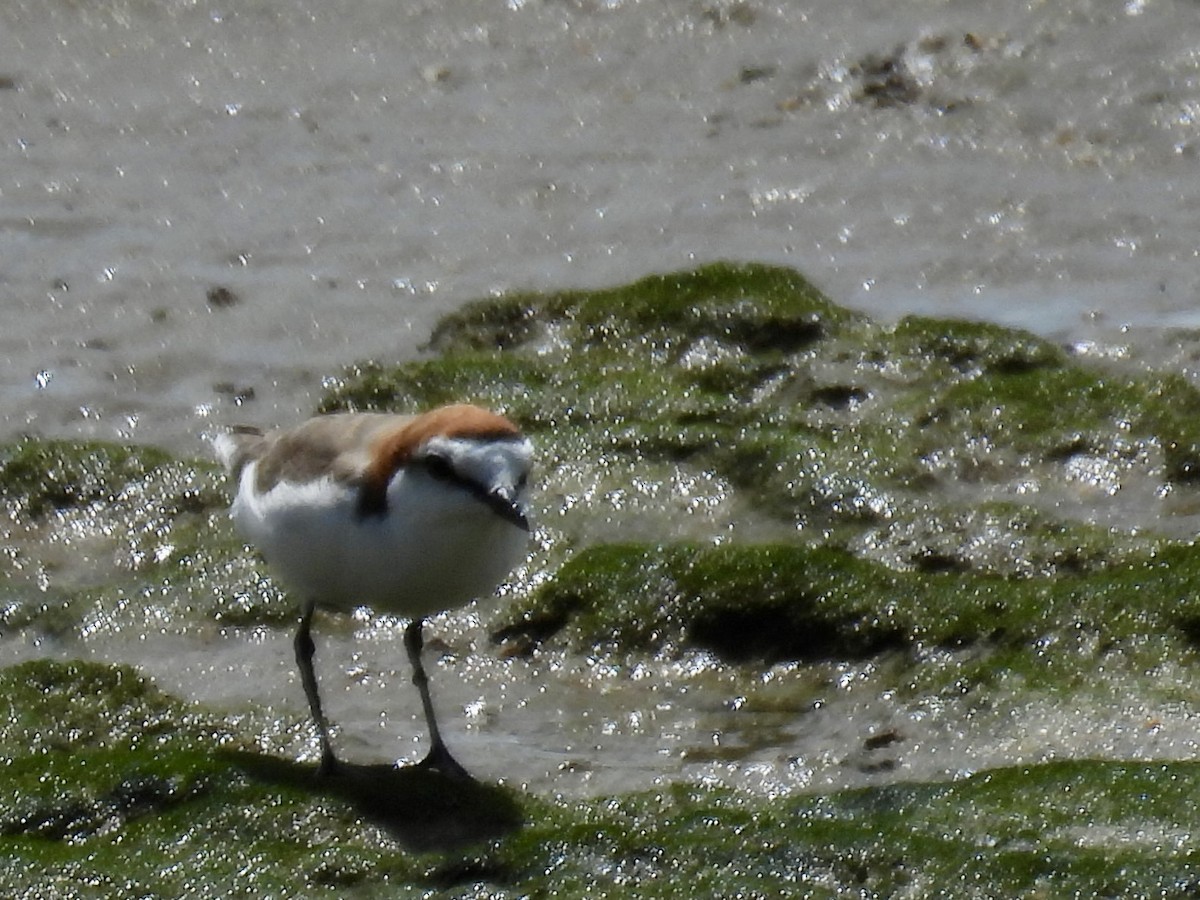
[416,741,473,781]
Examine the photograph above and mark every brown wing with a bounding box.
[241,413,415,494]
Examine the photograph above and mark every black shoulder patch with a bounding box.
[356,481,388,519]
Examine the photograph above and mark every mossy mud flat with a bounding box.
[6,263,1200,895]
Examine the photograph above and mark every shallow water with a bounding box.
[5,0,1200,452]
[15,602,1200,801]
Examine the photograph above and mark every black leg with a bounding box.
[294,599,337,776]
[404,617,471,779]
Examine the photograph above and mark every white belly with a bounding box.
[231,464,529,617]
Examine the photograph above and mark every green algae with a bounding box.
[320,262,1200,561]
[0,660,517,896]
[496,539,1200,687]
[7,263,1200,896]
[322,264,851,439]
[4,660,1200,899]
[0,436,292,640]
[3,260,1196,689]
[0,437,174,519]
[426,262,851,354]
[0,263,1195,662]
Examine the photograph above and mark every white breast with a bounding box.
[230,462,529,617]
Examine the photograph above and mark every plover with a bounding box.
[214,404,533,777]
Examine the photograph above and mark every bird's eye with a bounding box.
[425,454,454,481]
[516,472,529,489]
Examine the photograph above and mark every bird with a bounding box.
[213,403,534,778]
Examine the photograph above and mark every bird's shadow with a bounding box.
[220,750,524,852]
